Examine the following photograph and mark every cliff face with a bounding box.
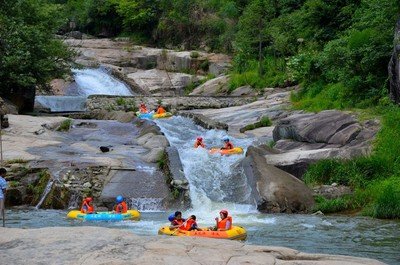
[389,19,400,103]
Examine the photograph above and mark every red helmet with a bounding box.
[197,137,203,141]
[220,209,228,216]
[85,197,93,202]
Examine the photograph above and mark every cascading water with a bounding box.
[155,116,257,221]
[35,67,133,112]
[72,67,133,96]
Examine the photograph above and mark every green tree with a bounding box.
[0,0,73,95]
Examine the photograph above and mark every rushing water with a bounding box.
[35,67,133,112]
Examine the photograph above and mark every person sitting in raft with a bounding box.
[194,137,205,148]
[183,215,201,231]
[114,195,128,214]
[210,210,232,231]
[170,211,186,229]
[80,197,95,214]
[221,137,234,150]
[139,103,148,113]
[156,105,166,115]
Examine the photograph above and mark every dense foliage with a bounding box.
[0,0,73,94]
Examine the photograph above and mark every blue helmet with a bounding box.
[222,136,229,142]
[116,195,123,203]
[168,213,175,222]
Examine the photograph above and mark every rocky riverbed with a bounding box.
[0,226,385,265]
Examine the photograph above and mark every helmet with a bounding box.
[116,195,124,203]
[85,197,93,202]
[197,137,203,141]
[140,103,145,106]
[168,213,175,222]
[222,137,229,142]
[220,209,228,217]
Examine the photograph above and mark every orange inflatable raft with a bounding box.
[158,225,247,240]
[209,147,244,155]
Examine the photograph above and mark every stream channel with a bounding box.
[10,68,400,265]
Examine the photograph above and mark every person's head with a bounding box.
[219,209,228,219]
[140,103,145,107]
[222,136,229,143]
[174,211,182,219]
[85,197,93,204]
[190,215,196,220]
[0,168,6,176]
[116,195,124,203]
[196,137,203,142]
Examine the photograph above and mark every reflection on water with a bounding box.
[5,209,400,265]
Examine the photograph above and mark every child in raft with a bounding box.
[184,215,201,231]
[170,211,186,229]
[80,197,95,214]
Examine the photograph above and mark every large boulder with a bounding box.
[126,69,199,96]
[270,110,379,179]
[389,18,400,104]
[190,75,229,96]
[243,146,315,213]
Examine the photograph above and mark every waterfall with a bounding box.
[35,67,133,112]
[129,198,164,212]
[155,116,257,220]
[72,67,133,96]
[35,180,54,209]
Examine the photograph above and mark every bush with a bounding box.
[240,116,272,133]
[57,119,72,132]
[313,196,354,214]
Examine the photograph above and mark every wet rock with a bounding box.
[388,18,400,103]
[82,182,92,188]
[5,188,23,206]
[34,128,45,135]
[99,146,110,153]
[180,112,228,130]
[244,146,315,213]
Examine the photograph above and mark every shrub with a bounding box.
[190,51,200,59]
[57,119,72,132]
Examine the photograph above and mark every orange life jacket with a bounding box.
[156,107,166,114]
[171,218,185,227]
[182,219,196,231]
[194,140,205,148]
[80,201,94,213]
[139,106,148,113]
[114,201,128,213]
[217,216,232,230]
[224,142,234,150]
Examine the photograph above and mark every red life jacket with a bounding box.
[156,107,166,114]
[182,219,196,231]
[224,142,234,150]
[139,106,148,113]
[194,140,205,148]
[80,201,94,213]
[217,216,232,230]
[114,201,128,213]
[171,218,185,227]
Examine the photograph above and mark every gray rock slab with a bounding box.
[0,226,385,265]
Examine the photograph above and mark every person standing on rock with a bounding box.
[0,168,8,226]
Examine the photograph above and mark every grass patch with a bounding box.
[313,196,355,214]
[116,97,126,106]
[190,51,200,59]
[5,158,28,165]
[240,116,272,133]
[57,119,72,132]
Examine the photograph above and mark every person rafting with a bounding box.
[80,197,95,214]
[139,103,148,113]
[156,105,166,115]
[114,195,128,213]
[210,210,232,231]
[194,137,205,148]
[221,137,234,150]
[183,215,201,231]
[170,211,186,229]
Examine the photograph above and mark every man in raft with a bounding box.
[114,195,128,213]
[221,137,234,150]
[211,209,232,231]
[80,197,95,214]
[139,103,148,113]
[194,137,205,148]
[169,211,186,229]
[156,105,166,115]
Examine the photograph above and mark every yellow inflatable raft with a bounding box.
[158,225,247,240]
[67,210,140,221]
[209,147,244,155]
[153,112,173,119]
